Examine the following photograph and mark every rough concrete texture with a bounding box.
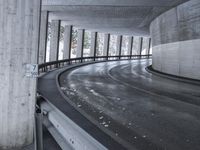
[116,35,122,56]
[90,32,97,57]
[152,39,200,80]
[50,20,60,61]
[42,0,188,7]
[127,37,133,55]
[150,0,200,46]
[103,34,110,56]
[150,0,200,80]
[132,37,141,55]
[76,29,84,58]
[0,0,40,149]
[42,0,188,35]
[39,11,48,64]
[63,25,72,59]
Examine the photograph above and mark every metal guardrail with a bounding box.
[36,55,151,150]
[36,99,108,150]
[39,55,152,73]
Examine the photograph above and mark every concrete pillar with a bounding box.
[139,37,143,55]
[50,20,60,61]
[0,0,41,149]
[76,29,85,58]
[148,38,151,55]
[39,11,48,64]
[63,25,72,59]
[90,32,97,58]
[116,35,122,57]
[103,34,110,57]
[128,37,133,56]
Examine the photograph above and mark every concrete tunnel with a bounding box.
[0,0,200,149]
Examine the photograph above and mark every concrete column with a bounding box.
[63,25,72,59]
[116,35,122,57]
[128,37,133,56]
[39,11,48,64]
[0,0,41,149]
[76,29,85,58]
[148,38,151,55]
[90,32,97,58]
[50,20,60,61]
[103,34,110,56]
[139,37,143,55]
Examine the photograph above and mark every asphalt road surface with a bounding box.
[59,59,200,150]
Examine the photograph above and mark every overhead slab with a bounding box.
[42,0,188,36]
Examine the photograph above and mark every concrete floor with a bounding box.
[59,59,200,150]
[19,127,61,150]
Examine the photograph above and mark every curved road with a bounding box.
[59,59,200,150]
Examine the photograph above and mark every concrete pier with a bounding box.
[76,29,84,58]
[103,34,110,56]
[139,37,143,55]
[50,20,60,61]
[39,11,48,64]
[132,37,140,55]
[0,0,41,149]
[90,32,97,57]
[128,37,133,56]
[148,38,151,55]
[116,35,122,56]
[63,25,72,59]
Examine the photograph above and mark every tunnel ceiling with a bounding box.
[42,0,189,36]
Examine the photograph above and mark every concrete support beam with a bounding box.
[76,29,85,58]
[50,20,60,61]
[63,25,72,59]
[90,32,97,59]
[0,0,41,149]
[103,34,110,57]
[116,35,122,57]
[39,11,48,64]
[139,37,143,55]
[128,37,133,56]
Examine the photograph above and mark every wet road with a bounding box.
[59,59,200,150]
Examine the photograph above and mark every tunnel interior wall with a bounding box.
[150,0,200,80]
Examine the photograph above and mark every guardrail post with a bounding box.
[35,107,43,150]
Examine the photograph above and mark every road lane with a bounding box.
[59,59,200,150]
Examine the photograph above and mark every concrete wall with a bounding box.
[150,0,200,80]
[0,0,41,149]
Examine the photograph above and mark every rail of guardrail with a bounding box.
[35,98,108,150]
[39,54,152,73]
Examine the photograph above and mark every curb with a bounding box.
[146,65,200,86]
